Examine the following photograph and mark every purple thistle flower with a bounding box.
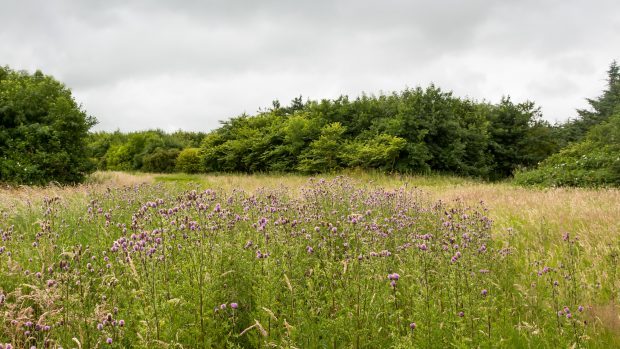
[220,303,227,310]
[409,322,416,330]
[578,305,584,312]
[119,319,125,327]
[458,311,464,317]
[481,289,488,297]
[230,302,238,309]
[388,273,400,281]
[97,323,104,331]
[106,337,113,344]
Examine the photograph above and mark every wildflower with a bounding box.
[220,303,227,310]
[578,305,584,312]
[481,289,488,297]
[458,311,464,317]
[106,338,113,344]
[97,323,104,331]
[409,322,416,330]
[418,244,428,251]
[388,273,400,281]
[230,303,238,309]
[119,319,125,327]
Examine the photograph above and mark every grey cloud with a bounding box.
[1,0,618,131]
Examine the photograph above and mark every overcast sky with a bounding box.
[1,0,618,132]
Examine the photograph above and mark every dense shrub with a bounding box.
[514,113,620,187]
[141,147,180,173]
[0,66,97,184]
[88,130,205,173]
[197,87,555,179]
[176,147,203,173]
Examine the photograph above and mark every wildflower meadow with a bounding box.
[0,173,619,348]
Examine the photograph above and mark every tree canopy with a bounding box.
[0,66,97,184]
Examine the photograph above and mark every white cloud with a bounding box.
[1,0,618,131]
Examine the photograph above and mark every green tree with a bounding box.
[487,98,551,178]
[514,112,620,187]
[142,147,180,173]
[341,134,406,170]
[562,60,620,143]
[297,122,347,173]
[0,66,97,184]
[176,148,203,173]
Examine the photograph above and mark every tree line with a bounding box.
[1,61,618,185]
[88,88,566,180]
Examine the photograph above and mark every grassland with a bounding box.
[1,171,619,348]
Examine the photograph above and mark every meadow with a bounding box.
[0,172,619,348]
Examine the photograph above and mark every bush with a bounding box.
[142,147,180,173]
[0,66,97,184]
[176,148,203,173]
[514,113,620,187]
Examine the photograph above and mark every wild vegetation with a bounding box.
[0,173,619,348]
[2,61,618,187]
[83,61,619,188]
[514,62,620,187]
[88,91,559,180]
[0,66,96,185]
[1,61,618,347]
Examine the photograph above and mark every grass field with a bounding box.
[1,171,619,348]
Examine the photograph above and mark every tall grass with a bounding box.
[0,172,618,348]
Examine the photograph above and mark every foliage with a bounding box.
[195,86,552,179]
[87,130,206,173]
[0,66,97,184]
[175,148,203,173]
[487,98,560,179]
[341,134,407,171]
[560,60,620,144]
[142,147,180,173]
[297,122,347,173]
[514,112,620,187]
